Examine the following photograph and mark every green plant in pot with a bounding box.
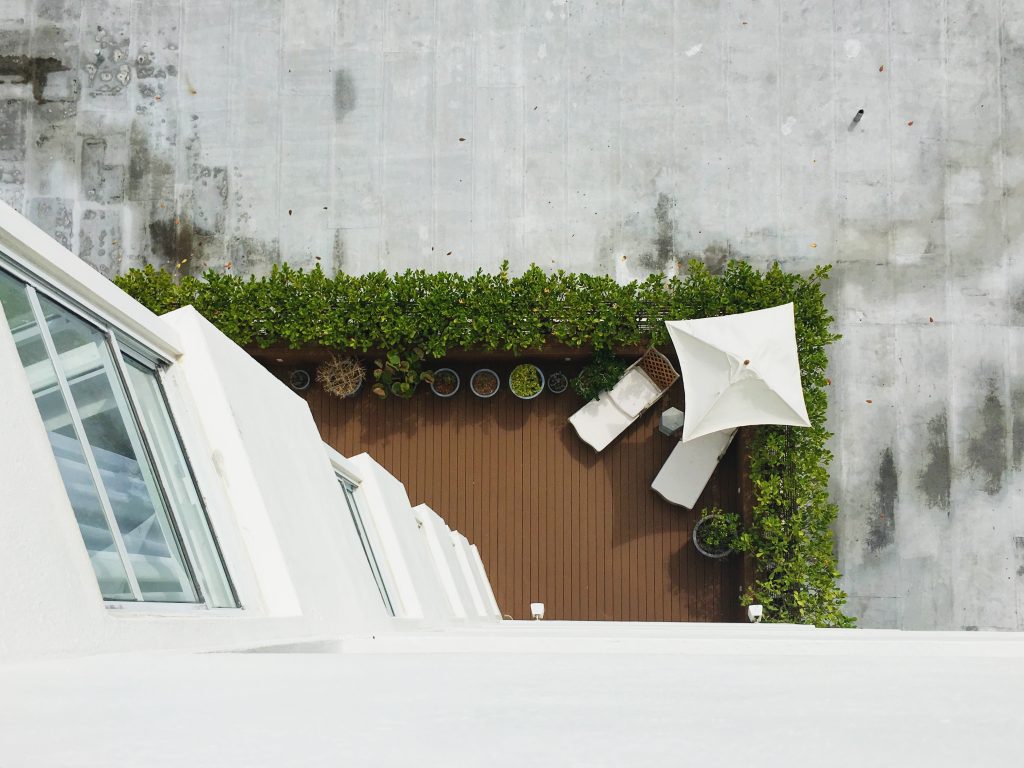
[571,349,626,401]
[372,348,433,399]
[692,507,741,558]
[509,363,544,400]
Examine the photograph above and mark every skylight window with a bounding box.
[0,265,236,607]
[337,474,395,617]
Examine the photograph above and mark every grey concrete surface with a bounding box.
[1,0,1022,629]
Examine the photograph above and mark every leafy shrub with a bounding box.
[372,348,432,399]
[571,349,627,401]
[115,258,850,626]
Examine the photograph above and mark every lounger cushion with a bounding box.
[607,368,661,418]
[568,393,637,452]
[651,429,737,509]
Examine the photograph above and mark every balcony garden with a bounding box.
[116,259,852,627]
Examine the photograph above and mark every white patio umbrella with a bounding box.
[665,302,810,442]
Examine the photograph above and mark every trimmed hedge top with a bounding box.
[115,259,852,627]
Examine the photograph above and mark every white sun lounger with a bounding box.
[651,428,737,509]
[569,349,680,452]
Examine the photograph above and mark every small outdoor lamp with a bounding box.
[530,602,545,620]
[747,604,764,623]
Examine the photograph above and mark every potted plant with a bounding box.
[371,348,433,399]
[692,507,741,559]
[571,349,626,401]
[509,363,544,400]
[430,367,460,398]
[547,370,569,394]
[288,368,312,391]
[470,368,500,398]
[315,356,365,398]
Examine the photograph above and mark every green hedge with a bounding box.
[115,259,852,627]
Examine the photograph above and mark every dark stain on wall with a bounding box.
[0,55,67,103]
[639,192,676,271]
[81,137,125,204]
[678,243,733,276]
[149,216,195,274]
[228,234,280,274]
[332,228,347,273]
[1012,386,1024,471]
[0,98,26,153]
[334,69,357,122]
[966,378,1006,495]
[868,447,897,552]
[128,124,174,202]
[918,412,951,511]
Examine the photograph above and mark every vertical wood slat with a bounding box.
[291,360,746,622]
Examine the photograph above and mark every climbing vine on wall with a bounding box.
[115,259,852,627]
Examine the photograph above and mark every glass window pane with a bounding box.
[339,478,395,616]
[0,272,135,600]
[37,294,197,603]
[125,359,236,608]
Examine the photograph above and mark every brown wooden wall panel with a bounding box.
[287,358,746,623]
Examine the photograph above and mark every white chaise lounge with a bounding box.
[650,428,737,509]
[569,348,680,452]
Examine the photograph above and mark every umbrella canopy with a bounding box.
[665,303,811,442]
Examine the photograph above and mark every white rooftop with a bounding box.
[2,621,1022,767]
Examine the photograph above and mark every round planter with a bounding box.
[317,356,366,399]
[470,368,501,399]
[430,368,461,398]
[547,370,569,394]
[509,364,545,400]
[692,515,733,559]
[288,369,312,391]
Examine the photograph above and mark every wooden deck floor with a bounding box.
[288,357,747,622]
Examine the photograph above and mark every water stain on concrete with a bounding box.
[148,216,195,273]
[679,242,732,275]
[81,137,125,204]
[638,192,676,272]
[966,378,1005,495]
[0,98,26,153]
[0,55,67,103]
[1012,386,1024,471]
[332,229,347,273]
[228,234,280,275]
[334,70,356,122]
[128,123,174,202]
[868,447,897,552]
[79,207,123,277]
[917,412,951,511]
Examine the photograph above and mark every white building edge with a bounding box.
[1,201,1022,765]
[0,199,499,660]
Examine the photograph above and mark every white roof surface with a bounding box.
[2,621,1022,767]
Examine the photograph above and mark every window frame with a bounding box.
[0,253,238,609]
[332,465,397,617]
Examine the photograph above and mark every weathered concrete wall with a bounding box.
[2,0,1023,629]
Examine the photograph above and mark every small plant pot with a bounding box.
[470,368,501,399]
[509,364,544,400]
[692,515,733,559]
[317,356,366,399]
[430,368,460,398]
[547,370,568,394]
[288,369,312,391]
